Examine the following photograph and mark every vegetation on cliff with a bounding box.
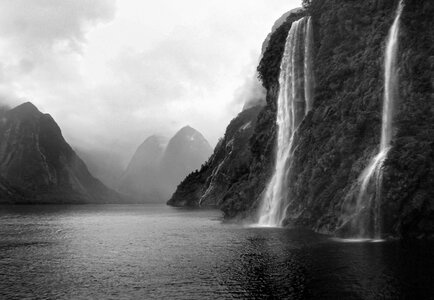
[169,0,433,238]
[168,106,263,208]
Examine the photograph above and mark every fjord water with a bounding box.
[258,17,313,227]
[352,0,404,238]
[1,205,433,299]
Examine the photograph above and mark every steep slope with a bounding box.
[160,126,212,199]
[261,8,305,56]
[0,176,25,203]
[281,0,434,238]
[0,102,123,203]
[168,106,263,207]
[229,0,433,238]
[168,0,434,238]
[118,135,168,202]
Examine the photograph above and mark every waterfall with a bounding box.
[304,17,314,114]
[256,17,314,227]
[352,0,404,238]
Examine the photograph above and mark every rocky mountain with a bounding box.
[168,0,434,239]
[118,135,168,202]
[0,102,123,203]
[119,126,212,202]
[168,106,263,207]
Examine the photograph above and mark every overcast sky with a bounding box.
[0,0,301,164]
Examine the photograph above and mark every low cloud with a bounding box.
[0,0,301,168]
[0,0,116,107]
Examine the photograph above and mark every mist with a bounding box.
[0,0,301,173]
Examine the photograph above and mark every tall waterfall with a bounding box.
[352,0,404,238]
[257,17,314,227]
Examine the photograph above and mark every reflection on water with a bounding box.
[0,205,433,299]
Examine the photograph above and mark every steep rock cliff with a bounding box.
[169,0,434,238]
[168,106,263,207]
[283,0,434,238]
[240,0,433,238]
[0,102,123,203]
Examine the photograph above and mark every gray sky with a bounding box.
[0,0,301,164]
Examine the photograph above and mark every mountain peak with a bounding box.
[9,102,42,118]
[171,126,211,147]
[176,125,203,138]
[146,135,168,143]
[179,125,195,132]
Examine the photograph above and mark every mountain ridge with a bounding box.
[0,102,125,203]
[119,125,212,202]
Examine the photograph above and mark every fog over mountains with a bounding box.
[0,102,213,203]
[119,126,212,202]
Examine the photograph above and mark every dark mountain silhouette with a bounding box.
[0,102,123,203]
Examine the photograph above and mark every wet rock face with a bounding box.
[0,102,122,203]
[170,0,433,238]
[263,0,433,238]
[382,0,434,238]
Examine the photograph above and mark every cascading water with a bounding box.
[257,17,314,227]
[304,17,314,114]
[351,0,404,238]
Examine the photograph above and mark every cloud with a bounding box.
[0,0,116,107]
[0,0,302,167]
[0,0,115,53]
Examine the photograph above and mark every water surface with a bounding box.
[0,205,433,299]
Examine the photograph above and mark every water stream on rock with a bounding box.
[351,0,404,238]
[257,17,314,227]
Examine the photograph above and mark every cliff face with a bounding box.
[168,106,263,208]
[0,102,123,203]
[169,0,434,238]
[255,0,433,238]
[282,0,434,238]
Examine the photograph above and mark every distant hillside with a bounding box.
[159,126,212,199]
[118,135,168,202]
[119,126,212,202]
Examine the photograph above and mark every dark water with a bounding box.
[0,205,433,299]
